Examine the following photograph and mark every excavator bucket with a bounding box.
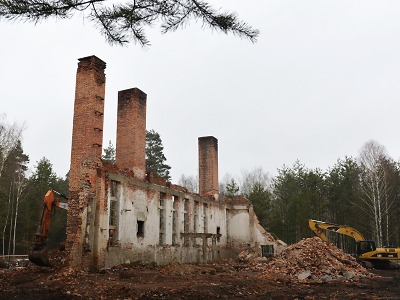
[28,245,50,267]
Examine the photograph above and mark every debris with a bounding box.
[238,249,259,262]
[262,237,372,281]
[298,270,312,280]
[0,253,397,299]
[343,271,356,280]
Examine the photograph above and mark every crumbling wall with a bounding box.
[98,172,230,266]
[66,55,284,270]
[67,56,106,270]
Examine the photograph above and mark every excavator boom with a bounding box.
[28,190,68,267]
[309,219,400,268]
[308,219,365,242]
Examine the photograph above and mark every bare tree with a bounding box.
[0,119,25,255]
[2,184,12,256]
[11,173,28,255]
[358,140,395,246]
[178,174,198,193]
[240,167,271,197]
[0,0,259,46]
[218,173,234,196]
[0,115,23,180]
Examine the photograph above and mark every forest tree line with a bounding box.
[180,140,400,253]
[0,123,172,255]
[1,114,399,256]
[0,116,68,256]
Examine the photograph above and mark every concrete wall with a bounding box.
[91,173,282,268]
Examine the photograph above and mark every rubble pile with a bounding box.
[263,237,372,281]
[238,249,260,262]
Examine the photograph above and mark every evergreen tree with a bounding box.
[25,157,67,250]
[146,129,171,180]
[225,178,239,199]
[248,182,271,228]
[0,0,259,46]
[325,157,361,251]
[269,161,326,244]
[102,140,116,164]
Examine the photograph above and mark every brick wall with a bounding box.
[115,88,147,180]
[69,55,106,191]
[67,55,106,269]
[198,136,219,197]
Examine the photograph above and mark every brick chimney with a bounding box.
[115,88,147,180]
[198,136,219,197]
[67,55,106,269]
[69,55,106,191]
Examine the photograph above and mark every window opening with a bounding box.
[172,195,178,245]
[108,180,119,246]
[159,192,166,245]
[137,220,144,238]
[194,201,199,233]
[261,245,274,258]
[183,198,189,246]
[203,204,208,233]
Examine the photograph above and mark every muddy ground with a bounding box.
[0,259,399,300]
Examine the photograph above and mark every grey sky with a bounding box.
[2,1,400,183]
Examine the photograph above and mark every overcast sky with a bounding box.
[2,0,400,184]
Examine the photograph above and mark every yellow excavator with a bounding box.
[28,190,68,267]
[309,219,400,268]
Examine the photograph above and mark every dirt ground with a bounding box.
[1,238,399,299]
[0,258,399,300]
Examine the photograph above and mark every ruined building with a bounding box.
[65,55,285,270]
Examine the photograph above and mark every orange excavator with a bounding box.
[28,189,68,267]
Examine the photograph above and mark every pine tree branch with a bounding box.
[0,0,259,46]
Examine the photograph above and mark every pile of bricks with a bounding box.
[262,237,372,281]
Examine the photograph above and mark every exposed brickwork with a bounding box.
[69,55,106,191]
[146,172,168,186]
[198,136,219,197]
[67,56,106,269]
[115,88,147,180]
[63,55,280,271]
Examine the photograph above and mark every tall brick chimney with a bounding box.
[198,136,219,197]
[115,88,147,180]
[67,55,106,269]
[69,55,106,191]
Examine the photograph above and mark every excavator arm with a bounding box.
[309,219,400,268]
[28,190,68,267]
[308,219,366,242]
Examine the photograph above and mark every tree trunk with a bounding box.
[2,184,12,256]
[7,186,14,256]
[12,174,25,255]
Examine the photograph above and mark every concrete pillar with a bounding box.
[198,136,219,197]
[115,88,147,180]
